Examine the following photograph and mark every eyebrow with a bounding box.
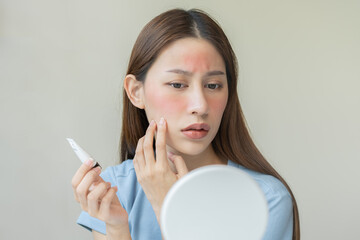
[166,69,225,77]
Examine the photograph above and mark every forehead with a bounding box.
[151,38,226,73]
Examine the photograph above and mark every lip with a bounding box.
[181,123,210,139]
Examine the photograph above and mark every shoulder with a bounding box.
[228,160,293,239]
[100,159,138,189]
[100,159,135,179]
[99,159,136,186]
[227,160,291,202]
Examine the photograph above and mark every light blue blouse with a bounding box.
[77,159,293,239]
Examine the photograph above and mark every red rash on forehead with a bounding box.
[184,53,209,72]
[182,51,211,72]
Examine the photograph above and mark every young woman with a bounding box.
[71,8,300,240]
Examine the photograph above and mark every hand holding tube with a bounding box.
[70,151,131,239]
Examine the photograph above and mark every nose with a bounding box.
[187,86,209,117]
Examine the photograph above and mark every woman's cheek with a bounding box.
[209,97,227,117]
[146,92,185,121]
[147,94,184,150]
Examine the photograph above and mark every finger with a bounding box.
[98,186,118,220]
[134,137,145,171]
[155,117,168,167]
[89,175,106,191]
[71,159,96,201]
[76,166,102,211]
[133,156,142,183]
[143,120,156,166]
[169,154,189,177]
[87,182,111,217]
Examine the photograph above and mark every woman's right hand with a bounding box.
[71,159,131,237]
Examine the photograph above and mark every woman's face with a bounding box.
[142,37,228,156]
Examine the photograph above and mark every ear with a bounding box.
[124,74,145,109]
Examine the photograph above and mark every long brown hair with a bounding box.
[120,8,300,239]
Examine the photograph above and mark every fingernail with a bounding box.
[85,159,93,166]
[94,166,101,174]
[159,117,165,126]
[150,120,155,126]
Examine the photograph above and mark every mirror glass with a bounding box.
[161,165,268,240]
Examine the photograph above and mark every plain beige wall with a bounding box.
[1,0,359,239]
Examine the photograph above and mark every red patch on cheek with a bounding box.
[146,92,184,118]
[209,97,228,114]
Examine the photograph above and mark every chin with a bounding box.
[167,140,212,157]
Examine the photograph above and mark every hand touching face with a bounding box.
[133,118,189,222]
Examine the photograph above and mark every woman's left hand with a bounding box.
[133,117,188,222]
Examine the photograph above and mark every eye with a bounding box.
[170,83,186,89]
[206,83,222,90]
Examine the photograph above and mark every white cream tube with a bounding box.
[66,138,101,168]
